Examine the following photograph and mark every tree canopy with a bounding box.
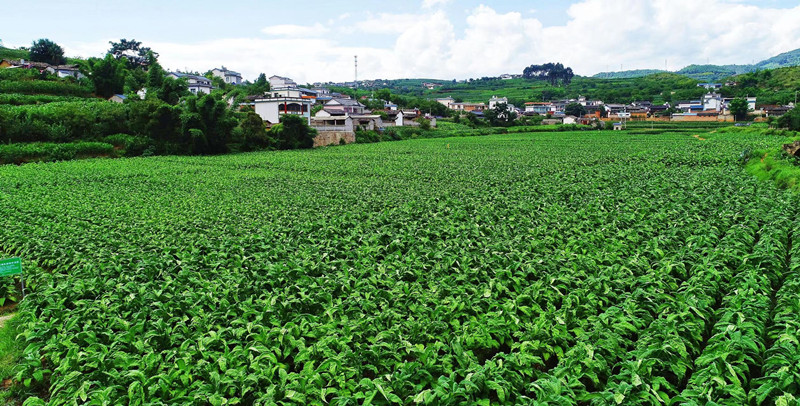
[522,63,575,86]
[30,38,65,65]
[88,54,126,98]
[728,98,749,121]
[108,39,157,68]
[565,102,587,117]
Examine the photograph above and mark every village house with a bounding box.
[761,105,794,117]
[168,72,213,95]
[211,67,243,85]
[524,102,552,115]
[252,76,312,125]
[108,94,127,103]
[269,75,297,89]
[45,65,85,80]
[436,97,455,108]
[422,82,442,90]
[488,96,508,110]
[563,115,578,125]
[450,102,486,112]
[323,98,366,115]
[312,87,333,103]
[676,100,703,113]
[254,96,312,125]
[698,83,723,90]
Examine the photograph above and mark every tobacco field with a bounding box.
[1,130,799,405]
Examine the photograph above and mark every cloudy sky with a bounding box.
[2,0,800,83]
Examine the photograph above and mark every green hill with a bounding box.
[722,65,800,105]
[592,69,666,79]
[755,48,800,70]
[591,48,800,82]
[374,73,703,105]
[0,46,29,60]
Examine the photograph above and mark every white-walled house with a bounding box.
[211,67,242,85]
[269,75,297,89]
[270,87,317,102]
[489,96,508,110]
[436,97,455,108]
[253,96,312,125]
[324,98,366,114]
[563,115,578,124]
[168,72,213,94]
[45,65,85,80]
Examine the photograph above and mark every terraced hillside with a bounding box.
[0,130,798,405]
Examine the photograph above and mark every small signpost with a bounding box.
[0,257,24,297]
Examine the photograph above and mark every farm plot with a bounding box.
[0,130,797,405]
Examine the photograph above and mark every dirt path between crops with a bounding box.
[692,134,707,141]
[0,314,14,329]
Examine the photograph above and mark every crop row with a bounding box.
[0,131,798,404]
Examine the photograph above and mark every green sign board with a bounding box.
[0,257,22,277]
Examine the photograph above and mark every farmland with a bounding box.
[1,130,799,405]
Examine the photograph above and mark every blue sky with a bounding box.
[2,0,800,82]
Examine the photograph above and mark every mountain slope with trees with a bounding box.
[592,47,800,80]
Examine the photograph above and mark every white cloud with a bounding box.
[55,1,800,82]
[261,23,328,38]
[422,0,452,9]
[355,13,423,34]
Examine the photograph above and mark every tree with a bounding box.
[777,107,800,131]
[180,93,237,154]
[108,39,157,68]
[146,54,165,91]
[270,114,316,150]
[30,38,65,65]
[485,103,517,127]
[522,62,574,86]
[252,73,270,94]
[236,111,272,151]
[729,98,749,121]
[157,76,189,105]
[88,54,126,98]
[565,102,587,117]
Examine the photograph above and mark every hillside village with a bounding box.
[1,51,798,149]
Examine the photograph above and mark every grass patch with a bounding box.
[0,142,116,165]
[745,148,800,191]
[0,313,22,403]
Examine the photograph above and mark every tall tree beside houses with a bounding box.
[728,98,749,121]
[88,54,126,98]
[108,39,157,68]
[29,38,65,65]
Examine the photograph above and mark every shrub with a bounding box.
[0,142,115,164]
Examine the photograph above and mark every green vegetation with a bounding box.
[593,48,800,81]
[0,314,22,404]
[0,142,115,164]
[592,69,666,79]
[0,46,29,61]
[755,48,800,70]
[28,39,65,66]
[416,73,703,106]
[1,128,800,404]
[721,66,800,105]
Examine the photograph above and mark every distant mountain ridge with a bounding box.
[593,48,800,80]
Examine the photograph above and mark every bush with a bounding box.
[0,80,92,97]
[102,133,152,157]
[0,142,115,164]
[0,94,91,105]
[0,100,129,143]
